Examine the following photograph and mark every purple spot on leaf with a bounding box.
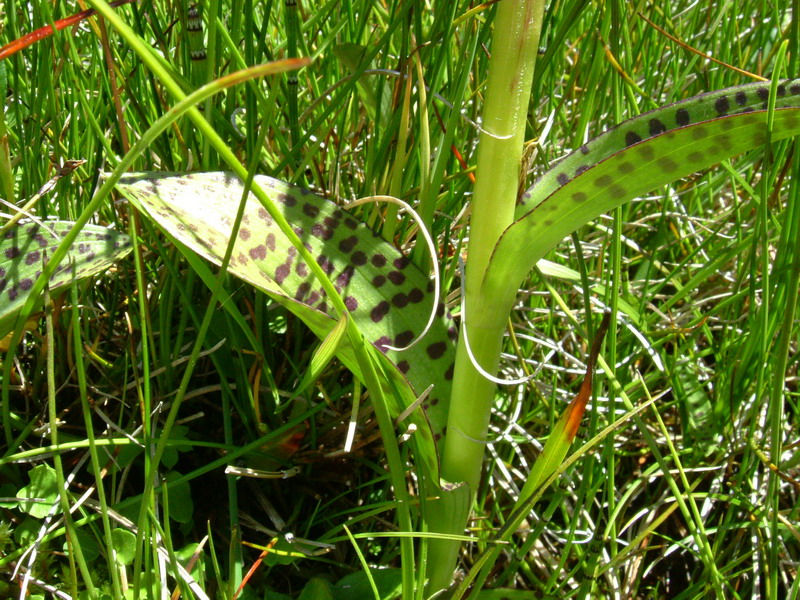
[311,224,334,240]
[392,293,408,308]
[394,330,414,347]
[408,288,424,303]
[426,341,447,359]
[248,244,267,260]
[445,362,455,380]
[339,236,358,253]
[375,335,392,352]
[625,131,642,146]
[337,265,355,287]
[275,264,290,284]
[388,271,406,285]
[295,281,311,301]
[371,301,390,322]
[371,254,387,268]
[303,203,320,217]
[393,256,410,270]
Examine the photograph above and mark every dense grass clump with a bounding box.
[0,1,798,598]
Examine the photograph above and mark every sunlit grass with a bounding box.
[0,0,797,598]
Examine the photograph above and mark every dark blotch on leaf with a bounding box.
[638,144,655,161]
[375,336,391,353]
[572,192,587,203]
[557,173,570,186]
[756,87,769,101]
[715,96,730,114]
[249,245,267,260]
[735,91,747,106]
[610,185,626,199]
[275,264,290,284]
[426,341,447,359]
[344,219,358,230]
[397,360,410,374]
[279,193,297,207]
[25,251,40,265]
[409,288,424,303]
[688,151,704,163]
[19,278,32,290]
[395,330,414,347]
[352,251,367,266]
[617,162,634,174]
[5,247,21,259]
[339,235,358,253]
[311,224,334,240]
[303,203,320,217]
[372,274,386,288]
[238,228,251,240]
[392,293,409,308]
[691,125,707,140]
[393,256,410,270]
[676,108,690,126]
[345,296,358,311]
[648,118,666,136]
[295,282,310,301]
[658,157,678,172]
[371,253,387,268]
[337,265,355,287]
[594,175,613,188]
[625,131,642,146]
[388,271,406,285]
[371,301,391,323]
[445,363,455,380]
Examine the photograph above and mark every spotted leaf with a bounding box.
[0,220,132,337]
[117,172,458,481]
[484,79,800,305]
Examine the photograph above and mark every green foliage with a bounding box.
[0,0,798,598]
[0,221,131,337]
[111,529,136,566]
[16,463,58,519]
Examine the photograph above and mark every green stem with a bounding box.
[426,0,546,592]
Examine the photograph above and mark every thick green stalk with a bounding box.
[426,0,546,592]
